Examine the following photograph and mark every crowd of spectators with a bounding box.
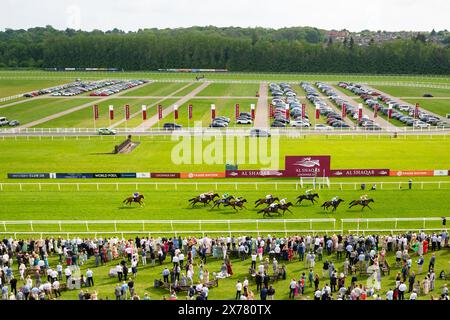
[0,230,448,300]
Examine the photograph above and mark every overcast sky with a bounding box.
[2,0,449,32]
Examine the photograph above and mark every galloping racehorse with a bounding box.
[188,193,219,207]
[296,193,319,205]
[321,199,344,212]
[224,199,247,212]
[257,204,279,217]
[254,197,279,208]
[211,196,235,209]
[278,202,294,215]
[123,194,145,207]
[348,199,375,211]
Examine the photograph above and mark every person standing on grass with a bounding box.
[235,280,242,300]
[114,284,121,300]
[289,278,297,299]
[428,254,435,272]
[128,279,134,297]
[86,269,94,287]
[398,282,407,300]
[116,263,123,282]
[417,255,424,274]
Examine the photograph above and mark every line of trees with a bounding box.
[0,26,449,74]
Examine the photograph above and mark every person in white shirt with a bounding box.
[64,266,72,281]
[202,286,209,300]
[386,288,394,300]
[314,289,322,300]
[52,280,61,298]
[86,269,94,287]
[410,290,417,300]
[235,281,243,300]
[398,282,407,300]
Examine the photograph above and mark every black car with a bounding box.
[423,93,433,97]
[163,123,182,130]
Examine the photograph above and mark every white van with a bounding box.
[0,117,9,126]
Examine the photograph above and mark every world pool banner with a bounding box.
[284,156,331,177]
[225,170,285,178]
[330,169,390,177]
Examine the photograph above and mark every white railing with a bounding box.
[341,217,449,233]
[0,219,337,237]
[1,181,449,192]
[0,217,447,238]
[0,126,449,136]
[0,94,23,103]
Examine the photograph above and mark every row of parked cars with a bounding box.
[0,117,19,127]
[50,80,120,96]
[339,82,450,129]
[316,82,380,130]
[269,83,310,128]
[302,82,350,129]
[23,82,81,97]
[89,80,149,96]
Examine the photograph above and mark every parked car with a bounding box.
[163,123,182,130]
[8,120,20,126]
[236,117,252,124]
[97,128,117,135]
[423,93,433,97]
[249,129,271,137]
[314,124,332,131]
[0,117,9,126]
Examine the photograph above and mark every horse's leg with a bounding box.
[367,205,372,210]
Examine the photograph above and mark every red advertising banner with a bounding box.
[388,105,393,119]
[174,106,178,120]
[142,105,147,120]
[180,172,225,179]
[374,104,378,118]
[150,172,180,178]
[389,170,434,177]
[188,104,193,119]
[158,105,163,120]
[269,104,274,118]
[331,169,390,177]
[285,107,290,120]
[235,104,240,120]
[125,104,130,120]
[93,105,99,120]
[342,103,346,118]
[315,106,320,119]
[415,103,420,118]
[251,104,255,120]
[301,103,306,119]
[109,105,114,120]
[284,156,331,177]
[358,105,362,122]
[225,170,285,178]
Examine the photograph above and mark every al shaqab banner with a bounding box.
[283,156,331,177]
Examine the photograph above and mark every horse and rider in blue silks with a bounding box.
[123,191,145,207]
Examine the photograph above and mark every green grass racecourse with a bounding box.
[371,85,450,98]
[0,135,449,227]
[403,99,450,117]
[0,135,449,181]
[0,79,70,97]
